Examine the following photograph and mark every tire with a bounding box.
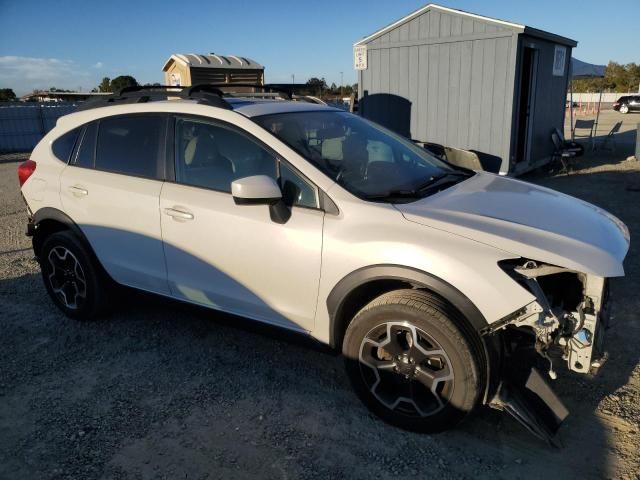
[342,289,482,432]
[39,230,109,320]
[619,104,629,114]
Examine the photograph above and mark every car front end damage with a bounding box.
[483,260,612,444]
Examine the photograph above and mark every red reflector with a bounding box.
[18,160,37,187]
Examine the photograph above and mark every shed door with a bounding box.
[514,47,538,164]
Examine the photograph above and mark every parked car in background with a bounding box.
[613,95,640,114]
[18,85,629,443]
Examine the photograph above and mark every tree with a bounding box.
[98,77,111,92]
[109,75,138,93]
[572,62,640,93]
[0,88,16,102]
[306,77,327,96]
[96,75,139,93]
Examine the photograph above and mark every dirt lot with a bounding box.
[1,132,639,479]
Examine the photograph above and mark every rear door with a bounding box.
[59,114,170,295]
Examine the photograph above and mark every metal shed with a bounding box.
[354,4,577,174]
[162,53,264,90]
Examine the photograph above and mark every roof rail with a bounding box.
[197,83,293,100]
[117,85,184,96]
[75,84,232,112]
[74,83,293,112]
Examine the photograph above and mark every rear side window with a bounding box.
[74,123,97,168]
[52,128,80,163]
[95,116,165,179]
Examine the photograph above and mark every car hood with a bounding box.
[396,172,629,277]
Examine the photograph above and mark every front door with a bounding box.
[160,115,323,332]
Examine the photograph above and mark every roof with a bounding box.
[162,53,264,71]
[354,3,577,47]
[226,98,339,117]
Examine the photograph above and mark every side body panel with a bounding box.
[21,130,69,212]
[59,166,169,295]
[159,183,324,332]
[312,193,536,344]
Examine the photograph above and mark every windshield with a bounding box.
[254,111,469,201]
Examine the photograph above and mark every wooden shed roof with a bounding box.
[162,53,264,72]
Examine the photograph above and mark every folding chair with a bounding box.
[554,128,584,157]
[572,119,595,150]
[598,121,622,152]
[551,130,578,174]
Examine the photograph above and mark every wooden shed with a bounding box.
[354,4,577,174]
[162,53,264,91]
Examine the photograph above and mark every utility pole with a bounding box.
[291,74,295,96]
[340,71,344,97]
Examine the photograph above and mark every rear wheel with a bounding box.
[39,231,109,320]
[342,289,482,432]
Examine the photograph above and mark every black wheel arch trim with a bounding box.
[327,264,488,347]
[31,207,89,249]
[327,264,498,403]
[30,207,109,277]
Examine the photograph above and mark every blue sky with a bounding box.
[0,0,637,95]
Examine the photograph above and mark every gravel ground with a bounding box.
[1,148,639,480]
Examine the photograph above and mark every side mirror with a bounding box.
[231,175,291,224]
[231,175,282,205]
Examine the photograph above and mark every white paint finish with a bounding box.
[160,182,324,332]
[59,166,170,294]
[231,175,281,201]
[396,172,629,277]
[24,100,630,348]
[21,131,68,212]
[313,192,535,343]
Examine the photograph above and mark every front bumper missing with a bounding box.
[491,262,610,376]
[490,368,569,447]
[485,264,613,444]
[561,276,610,375]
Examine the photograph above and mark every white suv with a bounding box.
[19,85,629,441]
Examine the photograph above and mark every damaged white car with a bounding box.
[19,85,629,443]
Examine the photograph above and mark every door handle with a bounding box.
[68,185,88,196]
[164,207,194,221]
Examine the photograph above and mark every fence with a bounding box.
[566,92,635,103]
[0,102,77,152]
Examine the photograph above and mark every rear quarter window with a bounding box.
[51,128,80,163]
[74,122,98,168]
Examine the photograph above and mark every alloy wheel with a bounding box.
[47,246,87,310]
[358,321,455,417]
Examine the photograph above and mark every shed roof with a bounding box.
[354,3,577,47]
[162,53,264,71]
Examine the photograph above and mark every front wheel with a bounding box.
[619,104,629,114]
[342,289,482,432]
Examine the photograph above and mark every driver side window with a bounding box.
[174,116,318,208]
[175,117,276,192]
